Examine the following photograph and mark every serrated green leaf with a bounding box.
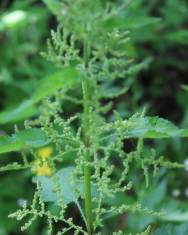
[36,167,99,205]
[0,128,49,154]
[36,167,84,204]
[126,116,187,139]
[32,67,79,102]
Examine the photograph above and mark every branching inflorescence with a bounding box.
[0,1,186,235]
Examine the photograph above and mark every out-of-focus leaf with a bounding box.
[126,57,152,75]
[42,0,63,16]
[153,223,188,235]
[127,178,167,231]
[0,100,38,124]
[0,128,49,154]
[176,89,188,109]
[182,84,188,92]
[165,30,188,45]
[0,10,27,30]
[159,198,188,222]
[102,16,161,31]
[141,180,167,209]
[0,67,79,124]
[161,211,188,222]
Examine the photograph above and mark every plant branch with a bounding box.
[82,38,93,235]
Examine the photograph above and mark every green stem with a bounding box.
[82,39,93,235]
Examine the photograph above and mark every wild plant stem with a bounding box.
[82,39,93,235]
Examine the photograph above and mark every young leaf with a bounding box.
[0,128,49,154]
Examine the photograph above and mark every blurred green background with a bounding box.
[0,0,188,234]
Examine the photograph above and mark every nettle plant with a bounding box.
[1,1,188,235]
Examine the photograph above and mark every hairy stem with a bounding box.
[82,39,93,234]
